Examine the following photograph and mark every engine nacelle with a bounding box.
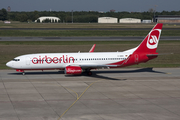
[65,66,82,75]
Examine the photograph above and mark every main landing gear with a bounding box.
[87,71,92,76]
[84,69,92,76]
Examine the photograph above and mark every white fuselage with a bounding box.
[6,51,132,70]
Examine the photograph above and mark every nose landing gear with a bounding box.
[16,69,25,75]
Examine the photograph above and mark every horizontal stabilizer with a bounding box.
[147,53,173,57]
[146,54,159,57]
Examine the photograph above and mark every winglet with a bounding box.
[89,44,96,53]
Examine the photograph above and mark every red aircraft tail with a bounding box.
[135,23,163,54]
[123,23,163,66]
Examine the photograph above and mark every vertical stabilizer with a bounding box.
[134,23,163,54]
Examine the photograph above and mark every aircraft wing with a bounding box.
[80,64,117,69]
[67,64,117,69]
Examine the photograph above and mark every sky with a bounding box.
[1,0,180,12]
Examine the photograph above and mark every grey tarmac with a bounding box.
[0,68,180,120]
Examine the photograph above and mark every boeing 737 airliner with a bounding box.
[6,23,163,75]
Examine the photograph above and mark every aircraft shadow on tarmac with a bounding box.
[8,68,166,81]
[94,67,166,74]
[87,67,166,80]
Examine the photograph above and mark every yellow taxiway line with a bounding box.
[58,79,103,120]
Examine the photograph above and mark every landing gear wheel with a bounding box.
[87,71,92,76]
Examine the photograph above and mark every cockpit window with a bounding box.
[12,59,20,61]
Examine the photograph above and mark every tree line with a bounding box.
[0,8,180,23]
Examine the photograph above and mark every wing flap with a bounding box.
[80,64,117,69]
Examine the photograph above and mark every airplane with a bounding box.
[6,23,163,75]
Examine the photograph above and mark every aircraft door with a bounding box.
[26,57,30,65]
[134,54,139,63]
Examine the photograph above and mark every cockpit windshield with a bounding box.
[12,59,20,61]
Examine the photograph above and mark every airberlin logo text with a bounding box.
[32,55,75,64]
[147,29,161,49]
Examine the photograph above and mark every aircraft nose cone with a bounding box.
[6,61,12,68]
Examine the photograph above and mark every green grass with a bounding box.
[0,23,180,37]
[0,23,158,28]
[1,23,180,28]
[1,41,180,69]
[0,40,179,45]
[0,41,141,45]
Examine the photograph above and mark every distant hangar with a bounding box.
[119,18,141,23]
[98,17,118,23]
[98,17,142,23]
[35,16,60,23]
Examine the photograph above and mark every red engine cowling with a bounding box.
[65,66,82,75]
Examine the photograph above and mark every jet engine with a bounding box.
[65,66,82,75]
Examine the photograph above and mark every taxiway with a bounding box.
[0,68,180,120]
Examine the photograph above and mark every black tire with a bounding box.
[87,71,92,76]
